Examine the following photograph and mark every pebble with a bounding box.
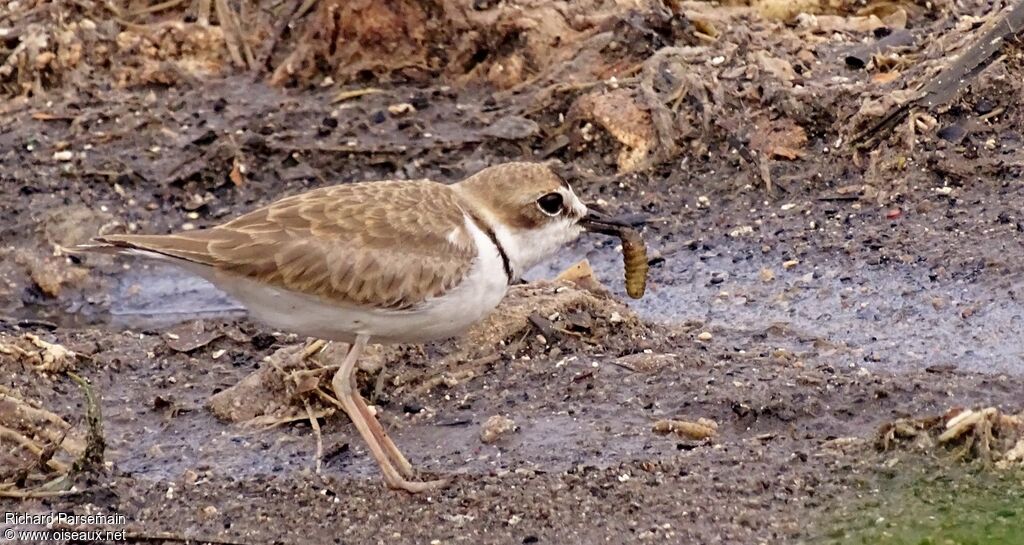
[697,331,713,341]
[387,103,416,116]
[480,415,517,443]
[782,259,799,270]
[729,225,754,237]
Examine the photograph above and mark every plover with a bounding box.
[88,161,631,492]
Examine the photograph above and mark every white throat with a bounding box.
[491,218,584,280]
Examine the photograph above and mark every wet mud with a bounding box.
[3,0,1024,543]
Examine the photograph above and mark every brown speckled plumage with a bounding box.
[97,180,477,310]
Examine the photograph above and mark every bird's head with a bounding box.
[453,162,628,279]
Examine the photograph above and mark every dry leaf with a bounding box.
[229,158,245,187]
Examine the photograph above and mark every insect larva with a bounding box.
[620,228,648,299]
[652,417,718,440]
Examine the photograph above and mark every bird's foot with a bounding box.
[384,474,449,494]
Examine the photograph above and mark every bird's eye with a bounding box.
[536,192,564,216]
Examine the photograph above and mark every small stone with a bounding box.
[387,103,416,116]
[480,415,517,443]
[759,268,775,282]
[697,331,713,341]
[782,259,799,270]
[52,150,74,161]
[729,225,754,237]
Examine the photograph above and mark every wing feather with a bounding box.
[96,181,478,310]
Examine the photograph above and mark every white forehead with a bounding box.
[557,183,588,217]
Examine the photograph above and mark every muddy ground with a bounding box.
[2,0,1024,544]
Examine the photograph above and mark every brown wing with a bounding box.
[96,181,478,310]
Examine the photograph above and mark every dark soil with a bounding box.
[2,0,1024,543]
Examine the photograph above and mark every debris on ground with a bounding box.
[208,281,651,426]
[0,371,104,498]
[877,407,1024,467]
[0,385,85,478]
[0,333,80,372]
[569,89,656,172]
[13,251,89,298]
[653,417,719,440]
[554,259,611,297]
[206,340,345,426]
[164,321,225,353]
[480,415,518,444]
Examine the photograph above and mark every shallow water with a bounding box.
[538,238,1024,375]
[20,235,1023,375]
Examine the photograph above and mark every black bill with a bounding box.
[580,208,632,236]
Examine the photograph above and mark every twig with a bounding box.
[757,155,773,195]
[314,387,344,409]
[128,0,186,17]
[214,0,252,69]
[292,0,319,22]
[304,399,323,474]
[256,0,303,77]
[0,487,82,499]
[852,0,1024,148]
[0,389,73,428]
[301,338,328,358]
[100,0,126,18]
[67,371,105,474]
[244,408,333,430]
[410,354,501,395]
[196,0,212,25]
[332,87,386,103]
[0,389,82,451]
[0,425,70,473]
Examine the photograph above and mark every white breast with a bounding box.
[169,213,510,344]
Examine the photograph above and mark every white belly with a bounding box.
[161,216,509,344]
